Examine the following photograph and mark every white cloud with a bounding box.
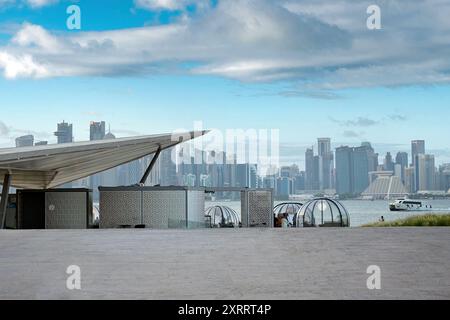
[26,0,58,8]
[0,0,59,8]
[0,0,449,93]
[0,51,49,78]
[135,0,210,11]
[135,0,186,10]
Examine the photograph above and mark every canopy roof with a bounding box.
[0,131,207,189]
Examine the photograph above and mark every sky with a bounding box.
[0,0,450,169]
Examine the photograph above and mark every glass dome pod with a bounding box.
[295,198,350,227]
[205,206,241,228]
[273,202,303,226]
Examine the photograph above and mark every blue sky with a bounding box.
[0,0,450,168]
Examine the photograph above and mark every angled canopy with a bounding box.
[0,131,208,189]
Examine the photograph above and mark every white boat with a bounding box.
[389,199,433,211]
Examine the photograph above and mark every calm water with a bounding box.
[206,199,450,227]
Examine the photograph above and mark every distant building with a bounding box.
[335,143,372,195]
[383,152,394,172]
[416,154,435,191]
[352,145,370,194]
[15,135,34,147]
[304,147,315,190]
[335,146,353,195]
[411,140,425,167]
[54,121,73,144]
[362,172,408,200]
[395,151,408,183]
[318,138,333,190]
[438,164,450,191]
[90,121,106,141]
[294,171,306,193]
[404,167,415,194]
[35,141,48,146]
[276,176,292,199]
[160,148,177,186]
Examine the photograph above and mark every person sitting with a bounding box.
[379,216,385,222]
[274,214,282,228]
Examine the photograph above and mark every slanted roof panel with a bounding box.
[0,131,207,189]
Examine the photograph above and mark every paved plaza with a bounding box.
[0,228,449,299]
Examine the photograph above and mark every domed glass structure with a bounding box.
[205,206,240,228]
[295,198,350,227]
[273,202,303,226]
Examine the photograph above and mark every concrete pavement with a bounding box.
[0,228,449,299]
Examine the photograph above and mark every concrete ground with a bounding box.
[0,228,449,300]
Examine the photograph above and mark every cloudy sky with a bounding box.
[0,0,449,168]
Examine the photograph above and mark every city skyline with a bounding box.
[0,0,450,167]
[8,119,450,170]
[8,119,450,199]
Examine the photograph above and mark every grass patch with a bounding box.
[363,213,450,227]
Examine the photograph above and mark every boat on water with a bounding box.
[389,199,433,211]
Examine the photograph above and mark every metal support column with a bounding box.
[0,174,11,229]
[139,146,162,185]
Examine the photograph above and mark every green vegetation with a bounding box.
[363,214,450,227]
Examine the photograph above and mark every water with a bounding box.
[206,199,450,227]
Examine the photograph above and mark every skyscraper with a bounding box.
[335,144,371,195]
[362,142,378,172]
[411,140,425,167]
[352,146,370,194]
[304,147,314,190]
[411,140,425,192]
[335,146,352,194]
[395,151,408,183]
[15,135,34,147]
[54,121,73,144]
[404,167,415,194]
[318,138,333,190]
[90,121,106,141]
[383,152,394,172]
[417,154,435,191]
[160,148,177,186]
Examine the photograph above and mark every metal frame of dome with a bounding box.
[273,202,303,226]
[295,197,350,227]
[205,205,241,228]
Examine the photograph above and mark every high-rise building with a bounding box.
[54,121,73,144]
[15,135,34,147]
[383,152,394,172]
[276,176,293,199]
[352,146,370,194]
[362,142,378,172]
[395,151,408,183]
[335,144,371,195]
[335,146,353,195]
[305,148,315,190]
[90,121,106,141]
[160,148,177,186]
[438,164,450,192]
[317,138,331,156]
[411,140,426,192]
[294,171,306,192]
[416,154,435,191]
[411,140,425,167]
[318,138,333,190]
[404,167,415,194]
